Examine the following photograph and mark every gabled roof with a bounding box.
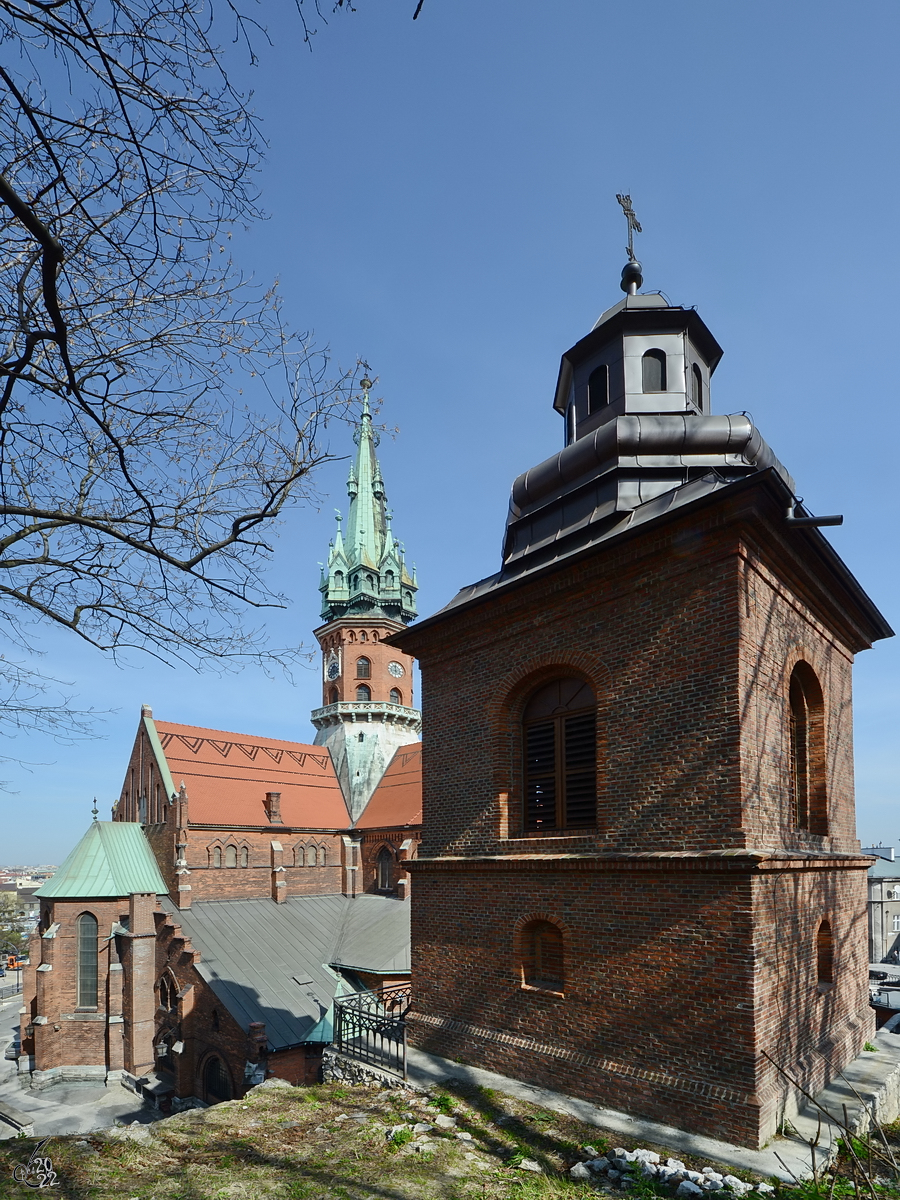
[153,720,350,828]
[35,822,166,899]
[355,744,422,829]
[160,893,410,1049]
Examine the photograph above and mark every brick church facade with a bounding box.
[392,265,892,1147]
[21,393,423,1105]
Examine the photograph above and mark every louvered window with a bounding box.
[524,678,596,832]
[76,912,98,1008]
[789,662,827,834]
[522,919,564,992]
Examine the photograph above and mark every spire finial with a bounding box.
[91,797,99,821]
[616,193,644,294]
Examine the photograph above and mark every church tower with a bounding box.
[311,384,420,821]
[391,220,892,1148]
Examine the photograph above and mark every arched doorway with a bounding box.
[201,1055,233,1104]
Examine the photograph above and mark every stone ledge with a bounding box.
[0,1099,34,1136]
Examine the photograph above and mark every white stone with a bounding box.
[668,1160,688,1172]
[583,1144,600,1156]
[635,1149,661,1165]
[386,1124,407,1141]
[456,1131,474,1142]
[723,1177,751,1193]
[755,1187,775,1195]
[588,1157,611,1173]
[435,1113,457,1129]
[703,1182,724,1191]
[571,1163,593,1180]
[676,1183,705,1198]
[686,1172,705,1183]
[517,1158,542,1173]
[413,1122,433,1134]
[702,1170,724,1181]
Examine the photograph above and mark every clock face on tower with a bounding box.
[388,661,405,678]
[326,660,340,680]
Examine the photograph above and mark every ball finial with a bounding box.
[620,260,643,294]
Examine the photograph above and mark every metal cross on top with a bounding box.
[616,193,642,263]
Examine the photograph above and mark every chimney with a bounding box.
[264,791,282,824]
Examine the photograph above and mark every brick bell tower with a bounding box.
[311,381,420,821]
[391,224,892,1148]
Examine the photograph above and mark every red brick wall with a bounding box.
[316,617,416,708]
[398,479,878,1148]
[26,897,129,1071]
[359,831,420,894]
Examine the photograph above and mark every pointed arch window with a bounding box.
[77,912,99,1008]
[816,919,834,987]
[691,363,703,409]
[356,657,371,679]
[240,846,249,867]
[521,919,564,992]
[588,364,609,414]
[307,844,318,867]
[523,678,596,832]
[360,631,367,642]
[212,846,222,867]
[789,663,827,834]
[225,844,237,868]
[376,847,393,891]
[642,348,667,392]
[390,688,402,705]
[357,684,371,701]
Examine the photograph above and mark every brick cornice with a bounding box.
[407,850,872,874]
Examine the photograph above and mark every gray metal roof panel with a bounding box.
[160,892,410,1048]
[332,894,411,974]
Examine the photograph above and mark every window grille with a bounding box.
[77,912,98,1008]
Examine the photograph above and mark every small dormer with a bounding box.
[554,293,724,446]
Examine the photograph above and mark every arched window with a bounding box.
[521,919,564,992]
[366,574,374,588]
[202,1055,232,1104]
[158,975,170,1011]
[329,687,339,704]
[307,844,318,867]
[385,571,395,588]
[371,632,379,642]
[76,912,98,1008]
[376,847,393,890]
[523,678,596,832]
[356,657,371,679]
[789,662,827,834]
[213,846,221,868]
[404,591,413,605]
[358,731,365,742]
[390,688,402,705]
[588,364,609,414]
[891,888,900,901]
[318,845,327,866]
[360,630,368,642]
[357,684,371,701]
[691,363,703,409]
[225,844,237,868]
[816,919,834,986]
[240,846,249,867]
[642,348,667,392]
[335,570,344,589]
[348,631,356,643]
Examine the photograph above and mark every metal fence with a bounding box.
[0,982,22,1003]
[333,983,411,1079]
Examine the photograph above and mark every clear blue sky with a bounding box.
[3,0,897,862]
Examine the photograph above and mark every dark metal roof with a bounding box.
[160,893,410,1050]
[392,468,893,650]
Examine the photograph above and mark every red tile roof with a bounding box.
[155,721,349,829]
[356,744,422,829]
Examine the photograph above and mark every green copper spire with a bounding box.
[320,384,417,624]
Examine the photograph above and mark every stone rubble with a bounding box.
[569,1146,777,1194]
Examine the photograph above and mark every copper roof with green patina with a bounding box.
[35,821,167,899]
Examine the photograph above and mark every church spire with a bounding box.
[320,381,417,624]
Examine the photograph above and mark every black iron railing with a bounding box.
[334,983,411,1079]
